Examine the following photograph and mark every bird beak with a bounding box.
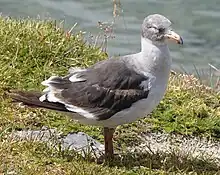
[164,30,183,45]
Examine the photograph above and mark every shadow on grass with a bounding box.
[60,146,220,174]
[110,152,219,173]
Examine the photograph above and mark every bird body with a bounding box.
[66,42,171,128]
[8,14,183,158]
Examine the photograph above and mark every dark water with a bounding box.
[0,0,220,72]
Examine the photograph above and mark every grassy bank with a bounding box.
[0,17,219,174]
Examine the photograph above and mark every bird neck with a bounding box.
[141,37,167,53]
[137,37,171,92]
[139,37,171,76]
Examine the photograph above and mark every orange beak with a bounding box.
[164,30,183,45]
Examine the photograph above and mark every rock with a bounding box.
[61,132,104,157]
[10,128,104,158]
[128,132,220,165]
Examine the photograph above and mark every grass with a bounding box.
[148,74,220,137]
[0,16,219,174]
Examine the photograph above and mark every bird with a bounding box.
[8,14,183,159]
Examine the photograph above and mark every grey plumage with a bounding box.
[7,14,183,128]
[13,58,151,120]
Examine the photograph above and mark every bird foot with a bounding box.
[96,153,118,164]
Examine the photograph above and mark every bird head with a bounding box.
[141,14,183,46]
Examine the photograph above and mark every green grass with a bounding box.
[148,74,220,137]
[0,17,219,174]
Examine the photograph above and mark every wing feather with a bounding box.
[40,58,153,120]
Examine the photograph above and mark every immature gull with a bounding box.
[8,14,183,159]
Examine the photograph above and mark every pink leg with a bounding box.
[104,127,115,159]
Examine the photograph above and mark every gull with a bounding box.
[8,14,183,159]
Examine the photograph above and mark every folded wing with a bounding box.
[39,58,153,120]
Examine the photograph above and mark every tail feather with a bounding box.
[7,90,69,112]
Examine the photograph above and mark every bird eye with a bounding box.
[158,28,165,33]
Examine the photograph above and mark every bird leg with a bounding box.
[104,127,115,159]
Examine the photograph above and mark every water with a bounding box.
[0,0,220,72]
